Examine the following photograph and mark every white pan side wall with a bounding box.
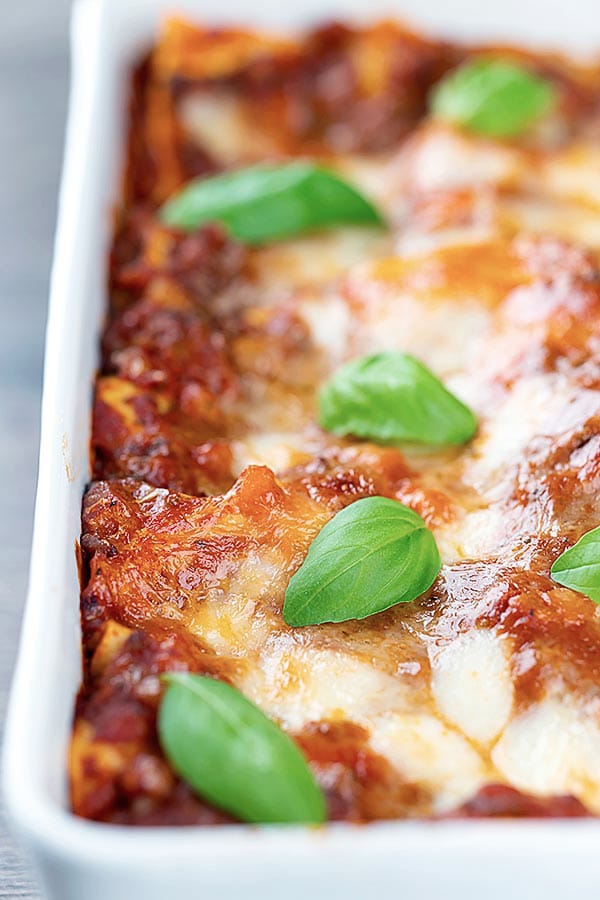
[3,0,600,897]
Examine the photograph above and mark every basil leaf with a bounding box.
[158,673,326,824]
[318,352,477,446]
[550,526,600,602]
[284,495,441,626]
[430,58,556,138]
[160,162,384,244]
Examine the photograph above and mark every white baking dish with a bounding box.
[4,0,600,896]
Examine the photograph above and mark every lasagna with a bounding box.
[70,16,600,824]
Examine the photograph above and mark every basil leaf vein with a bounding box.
[550,526,600,602]
[283,495,441,626]
[160,162,384,244]
[158,673,326,824]
[318,352,477,446]
[430,58,556,139]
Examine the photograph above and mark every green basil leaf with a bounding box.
[160,162,384,244]
[158,673,326,824]
[284,495,441,626]
[550,526,600,602]
[430,58,556,138]
[318,352,477,446]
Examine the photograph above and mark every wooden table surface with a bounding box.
[1,1,72,895]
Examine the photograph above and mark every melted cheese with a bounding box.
[430,631,514,744]
[175,110,600,810]
[492,696,600,810]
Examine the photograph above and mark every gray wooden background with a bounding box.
[1,0,72,895]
